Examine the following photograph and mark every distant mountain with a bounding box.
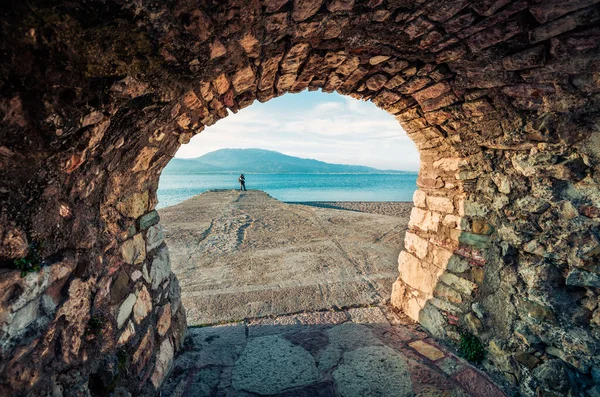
[162,148,403,174]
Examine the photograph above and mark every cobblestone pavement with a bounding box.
[161,305,506,397]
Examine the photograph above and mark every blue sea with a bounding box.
[157,173,418,209]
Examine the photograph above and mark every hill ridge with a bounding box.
[163,148,406,174]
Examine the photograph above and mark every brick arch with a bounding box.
[1,1,599,396]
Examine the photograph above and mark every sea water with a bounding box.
[157,173,418,209]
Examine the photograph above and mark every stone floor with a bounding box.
[161,305,506,397]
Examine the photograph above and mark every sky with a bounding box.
[175,90,420,171]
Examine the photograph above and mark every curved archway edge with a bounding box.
[1,1,600,395]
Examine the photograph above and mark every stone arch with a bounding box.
[1,1,600,396]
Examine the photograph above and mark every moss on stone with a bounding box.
[459,331,486,364]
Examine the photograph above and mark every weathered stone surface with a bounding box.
[118,320,135,346]
[439,273,477,296]
[232,66,256,94]
[292,0,325,21]
[409,340,445,361]
[117,293,137,328]
[121,234,146,265]
[333,346,413,397]
[133,285,152,324]
[139,210,160,231]
[150,245,171,290]
[399,251,443,294]
[145,224,164,252]
[157,304,172,337]
[232,335,321,394]
[116,191,149,219]
[566,269,600,288]
[426,196,454,214]
[151,338,174,388]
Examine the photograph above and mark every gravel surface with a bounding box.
[159,191,411,325]
[289,201,413,218]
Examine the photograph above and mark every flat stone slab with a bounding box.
[333,345,412,397]
[161,305,507,397]
[232,335,321,394]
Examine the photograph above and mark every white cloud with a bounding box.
[175,92,420,171]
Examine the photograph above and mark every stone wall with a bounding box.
[0,207,186,395]
[1,0,600,396]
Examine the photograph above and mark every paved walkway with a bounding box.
[161,305,506,397]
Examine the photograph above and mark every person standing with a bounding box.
[238,174,247,191]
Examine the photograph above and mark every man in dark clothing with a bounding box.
[238,174,247,191]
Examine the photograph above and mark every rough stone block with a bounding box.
[566,269,600,288]
[435,283,462,304]
[466,20,521,52]
[150,245,171,290]
[426,196,454,214]
[151,338,174,388]
[430,297,462,315]
[398,251,442,294]
[292,0,325,21]
[439,273,477,295]
[471,0,511,16]
[433,157,468,171]
[458,232,490,248]
[530,0,600,24]
[138,210,160,231]
[146,224,165,252]
[232,66,256,94]
[121,234,146,265]
[133,285,152,324]
[116,191,149,219]
[404,232,429,259]
[529,7,600,44]
[408,207,442,232]
[457,199,489,217]
[412,82,452,104]
[502,45,546,71]
[413,190,427,208]
[419,303,447,338]
[326,0,354,13]
[431,245,454,269]
[117,293,137,328]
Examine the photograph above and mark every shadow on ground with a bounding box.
[161,306,506,397]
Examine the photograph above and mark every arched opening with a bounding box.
[156,89,419,327]
[1,1,600,396]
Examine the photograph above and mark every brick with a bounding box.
[530,6,600,43]
[530,0,600,24]
[465,20,521,52]
[365,74,388,91]
[470,0,511,17]
[412,82,452,103]
[420,91,459,111]
[426,0,469,22]
[404,17,435,39]
[502,45,546,71]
